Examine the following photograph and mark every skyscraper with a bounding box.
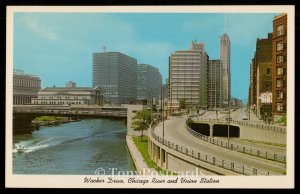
[208,60,222,109]
[169,41,209,109]
[137,64,162,104]
[92,52,137,105]
[220,33,231,106]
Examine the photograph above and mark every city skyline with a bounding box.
[13,12,277,102]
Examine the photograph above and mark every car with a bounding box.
[225,117,232,121]
[242,114,248,120]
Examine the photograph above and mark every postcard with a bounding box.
[6,5,294,188]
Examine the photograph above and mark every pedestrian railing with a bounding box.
[185,121,286,164]
[149,126,282,176]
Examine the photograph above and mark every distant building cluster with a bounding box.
[248,13,287,123]
[168,33,233,112]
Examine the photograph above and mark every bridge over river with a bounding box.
[13,105,128,134]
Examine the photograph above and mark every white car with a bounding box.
[242,114,248,120]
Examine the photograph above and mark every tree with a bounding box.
[179,98,186,110]
[131,109,151,141]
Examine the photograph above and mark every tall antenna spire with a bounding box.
[103,46,106,53]
[224,14,227,33]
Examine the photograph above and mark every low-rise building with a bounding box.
[13,69,41,105]
[31,86,103,106]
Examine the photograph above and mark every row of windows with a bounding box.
[34,101,83,105]
[40,96,88,100]
[13,78,40,88]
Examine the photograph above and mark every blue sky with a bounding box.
[13,12,276,102]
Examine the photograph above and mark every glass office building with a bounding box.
[93,52,137,105]
[137,64,162,104]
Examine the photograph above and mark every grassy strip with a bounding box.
[132,136,176,175]
[33,116,67,122]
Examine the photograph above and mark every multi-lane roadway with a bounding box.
[153,113,286,175]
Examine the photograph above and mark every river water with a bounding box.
[13,119,136,175]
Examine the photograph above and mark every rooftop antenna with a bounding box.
[224,14,228,33]
[103,46,106,53]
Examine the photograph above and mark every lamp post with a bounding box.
[161,85,165,142]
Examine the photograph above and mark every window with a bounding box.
[276,102,284,112]
[277,67,284,75]
[277,25,284,36]
[277,91,283,100]
[277,41,283,51]
[267,68,271,75]
[276,55,284,63]
[276,79,283,88]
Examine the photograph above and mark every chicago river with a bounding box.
[13,119,136,174]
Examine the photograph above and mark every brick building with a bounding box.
[272,13,287,122]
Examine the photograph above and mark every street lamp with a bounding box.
[161,85,165,142]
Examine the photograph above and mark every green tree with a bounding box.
[179,98,186,110]
[278,115,287,126]
[131,109,151,141]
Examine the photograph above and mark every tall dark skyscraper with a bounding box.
[92,52,137,105]
[220,33,231,105]
[208,60,222,109]
[137,64,162,103]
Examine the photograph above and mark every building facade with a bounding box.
[220,33,231,106]
[92,52,137,105]
[272,13,287,122]
[249,59,256,109]
[137,64,162,104]
[13,69,41,105]
[208,60,222,110]
[31,86,103,106]
[169,41,209,110]
[255,33,273,120]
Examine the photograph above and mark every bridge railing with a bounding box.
[195,117,286,134]
[185,121,286,164]
[13,107,127,117]
[149,125,282,176]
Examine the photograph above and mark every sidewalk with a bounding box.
[248,110,263,123]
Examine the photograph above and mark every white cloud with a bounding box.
[22,16,59,41]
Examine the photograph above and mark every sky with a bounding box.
[13,12,277,102]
